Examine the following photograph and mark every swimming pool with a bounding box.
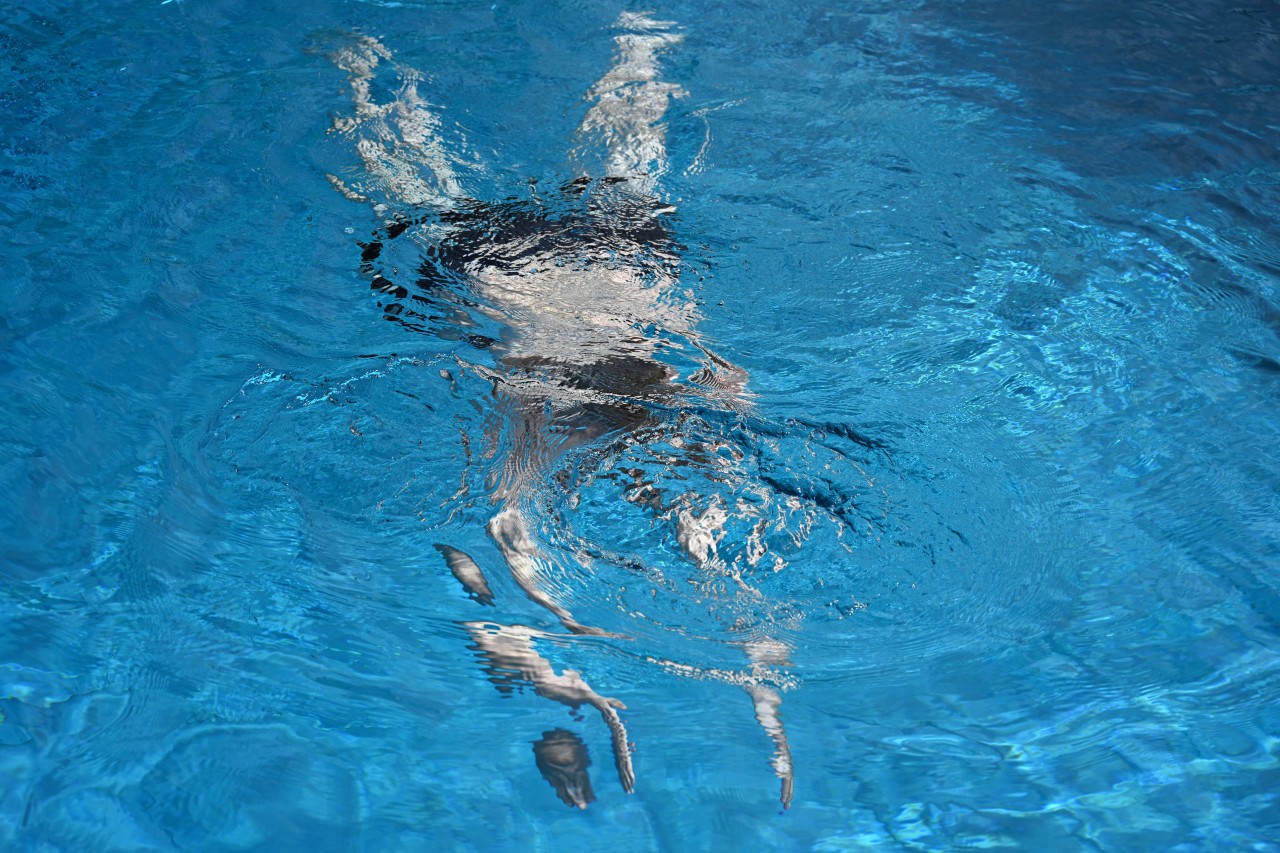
[2,0,1277,848]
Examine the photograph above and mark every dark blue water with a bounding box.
[3,0,1278,849]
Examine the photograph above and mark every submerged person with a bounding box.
[326,14,795,808]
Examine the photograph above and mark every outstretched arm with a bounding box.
[464,621,637,795]
[744,638,796,809]
[745,683,795,810]
[591,697,637,794]
[486,504,624,637]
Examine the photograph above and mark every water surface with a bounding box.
[2,0,1278,849]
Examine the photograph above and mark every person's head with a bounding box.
[532,728,596,809]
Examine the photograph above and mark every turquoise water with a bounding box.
[2,0,1278,849]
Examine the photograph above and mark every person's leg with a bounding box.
[328,35,465,209]
[572,13,687,195]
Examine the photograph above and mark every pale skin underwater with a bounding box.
[326,13,796,809]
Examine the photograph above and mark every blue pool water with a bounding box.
[3,0,1279,849]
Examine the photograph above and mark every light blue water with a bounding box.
[2,0,1278,850]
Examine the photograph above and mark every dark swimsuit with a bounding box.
[357,178,686,437]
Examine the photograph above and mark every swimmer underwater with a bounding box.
[323,13,805,809]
